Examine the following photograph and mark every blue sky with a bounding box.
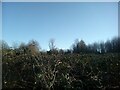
[2,2,118,50]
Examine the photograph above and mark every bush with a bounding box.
[2,53,120,89]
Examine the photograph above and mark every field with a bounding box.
[2,53,120,89]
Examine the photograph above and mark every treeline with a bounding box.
[2,37,120,89]
[72,37,120,54]
[1,36,120,55]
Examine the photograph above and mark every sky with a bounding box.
[2,2,118,50]
[0,2,2,42]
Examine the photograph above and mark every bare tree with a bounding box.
[1,40,9,50]
[27,40,41,54]
[49,38,56,51]
[79,40,87,53]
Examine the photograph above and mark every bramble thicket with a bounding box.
[1,37,120,89]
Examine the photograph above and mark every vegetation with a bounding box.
[1,37,120,89]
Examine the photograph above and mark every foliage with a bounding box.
[2,52,120,89]
[72,37,120,54]
[1,37,120,89]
